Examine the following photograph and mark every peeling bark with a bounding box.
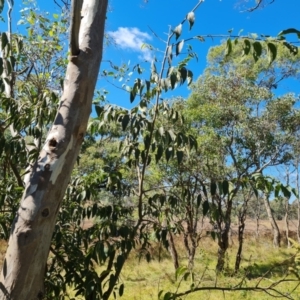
[0,1,108,299]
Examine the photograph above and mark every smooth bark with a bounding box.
[0,1,108,299]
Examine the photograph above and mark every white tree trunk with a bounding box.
[0,1,108,299]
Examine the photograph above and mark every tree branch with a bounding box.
[69,0,83,56]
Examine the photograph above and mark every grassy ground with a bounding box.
[118,234,300,300]
[1,221,299,299]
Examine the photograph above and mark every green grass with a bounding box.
[118,235,300,300]
[2,233,298,300]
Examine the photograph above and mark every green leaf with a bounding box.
[144,134,151,149]
[252,41,262,62]
[202,184,207,198]
[283,42,298,56]
[278,28,300,38]
[187,70,193,86]
[222,180,229,196]
[210,182,217,196]
[225,38,232,57]
[163,292,172,300]
[94,105,102,117]
[267,42,277,65]
[196,194,202,208]
[274,184,281,198]
[292,188,298,198]
[145,80,151,92]
[186,12,195,30]
[174,24,182,40]
[176,150,183,164]
[179,67,187,84]
[0,58,3,76]
[176,40,184,56]
[165,147,174,162]
[1,32,8,50]
[116,254,124,270]
[121,114,130,131]
[243,39,251,56]
[6,60,11,76]
[170,73,177,89]
[175,266,187,280]
[0,0,4,14]
[130,90,136,103]
[281,185,291,198]
[156,145,163,163]
[119,283,124,297]
[202,200,210,216]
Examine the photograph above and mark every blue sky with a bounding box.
[1,0,300,108]
[102,0,300,107]
[1,0,300,191]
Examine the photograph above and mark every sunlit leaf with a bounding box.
[174,23,182,40]
[252,41,262,62]
[186,12,195,30]
[267,42,277,65]
[225,38,232,57]
[243,39,251,56]
[176,40,184,56]
[187,70,193,86]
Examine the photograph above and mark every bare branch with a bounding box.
[240,0,275,13]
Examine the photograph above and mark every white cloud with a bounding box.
[108,27,153,61]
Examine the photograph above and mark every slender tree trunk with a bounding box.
[285,197,290,247]
[235,221,244,272]
[256,214,260,238]
[168,232,179,270]
[255,197,262,239]
[216,193,233,272]
[235,195,250,272]
[0,1,108,299]
[216,222,230,272]
[263,193,281,247]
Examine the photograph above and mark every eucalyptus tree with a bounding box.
[0,0,108,298]
[0,0,203,298]
[186,41,300,270]
[0,0,299,298]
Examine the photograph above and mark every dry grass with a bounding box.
[0,220,299,299]
[118,233,299,300]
